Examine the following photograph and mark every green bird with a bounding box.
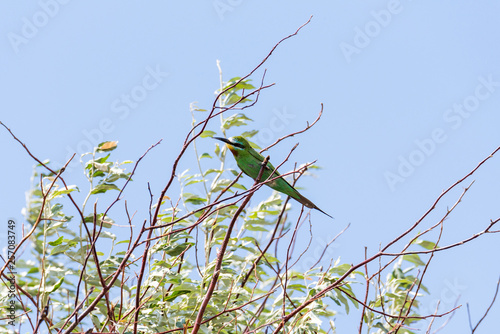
[214,136,333,218]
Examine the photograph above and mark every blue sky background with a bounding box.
[1,1,500,332]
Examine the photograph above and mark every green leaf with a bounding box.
[204,169,223,176]
[179,169,190,179]
[162,242,194,256]
[84,214,115,228]
[91,183,120,194]
[51,185,79,198]
[50,239,78,255]
[391,268,405,281]
[48,236,64,246]
[249,141,261,150]
[200,153,212,159]
[27,267,39,274]
[200,130,216,138]
[90,154,110,165]
[286,284,306,293]
[334,290,350,314]
[99,231,116,240]
[165,289,191,302]
[105,173,120,182]
[222,113,253,130]
[236,81,255,90]
[229,169,240,176]
[226,93,243,105]
[244,225,269,232]
[183,193,207,205]
[403,254,425,266]
[329,263,352,277]
[241,130,258,138]
[211,179,234,192]
[374,322,389,333]
[51,203,63,215]
[413,239,436,250]
[231,183,247,190]
[223,77,255,91]
[48,277,64,292]
[185,179,204,186]
[91,315,102,330]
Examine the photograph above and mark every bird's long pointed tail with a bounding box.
[296,193,334,219]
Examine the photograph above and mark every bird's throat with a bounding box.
[227,144,238,156]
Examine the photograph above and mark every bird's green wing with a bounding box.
[246,147,279,175]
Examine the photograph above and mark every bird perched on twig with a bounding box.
[214,136,333,219]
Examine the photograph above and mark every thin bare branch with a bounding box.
[468,276,500,333]
[260,103,324,153]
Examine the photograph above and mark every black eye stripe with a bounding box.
[232,143,245,149]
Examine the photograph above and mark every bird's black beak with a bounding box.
[213,137,232,145]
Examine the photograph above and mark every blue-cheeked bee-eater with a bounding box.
[214,136,333,219]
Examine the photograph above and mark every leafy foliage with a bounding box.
[1,74,455,334]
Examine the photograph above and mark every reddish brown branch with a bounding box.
[260,103,324,153]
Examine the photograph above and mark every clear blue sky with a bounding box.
[1,1,500,332]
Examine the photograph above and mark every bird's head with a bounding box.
[214,136,251,155]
